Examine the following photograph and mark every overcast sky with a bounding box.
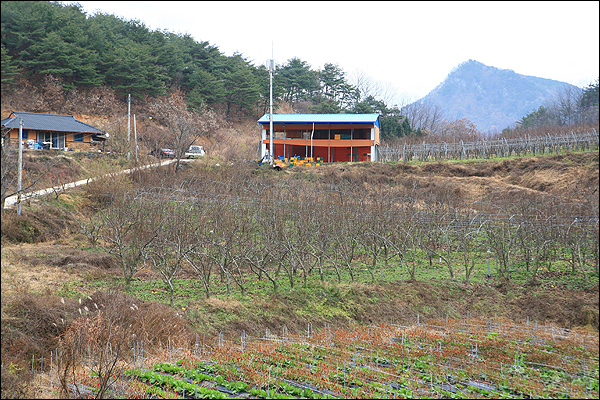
[72,1,599,106]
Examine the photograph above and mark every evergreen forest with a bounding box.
[0,1,417,139]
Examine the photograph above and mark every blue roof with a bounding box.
[1,111,104,134]
[257,114,379,127]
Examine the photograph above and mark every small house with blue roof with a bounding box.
[1,111,107,151]
[257,114,380,162]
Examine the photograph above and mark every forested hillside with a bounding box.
[0,1,418,139]
[2,1,598,142]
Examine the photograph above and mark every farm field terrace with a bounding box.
[40,317,599,399]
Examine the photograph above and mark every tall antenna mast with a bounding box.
[268,43,274,164]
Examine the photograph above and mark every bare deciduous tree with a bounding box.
[401,100,445,134]
[550,85,584,126]
[144,199,198,307]
[58,302,136,399]
[183,204,215,299]
[1,131,59,208]
[435,118,481,141]
[94,194,163,288]
[349,68,400,107]
[149,90,219,171]
[243,227,279,291]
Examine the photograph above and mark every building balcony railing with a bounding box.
[263,138,374,147]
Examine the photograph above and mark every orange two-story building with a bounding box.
[257,114,380,162]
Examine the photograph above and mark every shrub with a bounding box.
[0,359,34,399]
[1,208,78,244]
[0,211,42,243]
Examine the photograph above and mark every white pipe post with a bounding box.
[127,94,131,161]
[17,118,23,216]
[310,122,314,162]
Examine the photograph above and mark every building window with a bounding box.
[46,131,66,149]
[55,133,66,149]
[74,132,84,142]
[22,130,28,140]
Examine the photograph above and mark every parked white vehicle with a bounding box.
[185,145,205,158]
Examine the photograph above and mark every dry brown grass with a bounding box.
[1,289,194,398]
[79,291,192,347]
[205,297,243,311]
[1,243,96,296]
[6,295,70,350]
[308,151,599,211]
[205,118,260,161]
[1,209,75,245]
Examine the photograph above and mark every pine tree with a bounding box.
[1,44,20,86]
[104,41,168,97]
[219,54,261,117]
[186,69,226,109]
[278,57,319,102]
[579,78,599,109]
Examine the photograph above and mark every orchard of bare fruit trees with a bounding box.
[85,154,599,308]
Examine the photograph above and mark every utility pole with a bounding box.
[127,93,131,161]
[17,118,23,216]
[268,58,274,165]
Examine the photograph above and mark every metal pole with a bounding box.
[127,94,131,161]
[269,62,274,165]
[487,248,491,286]
[17,118,23,216]
[133,114,138,162]
[310,122,314,162]
[350,127,353,162]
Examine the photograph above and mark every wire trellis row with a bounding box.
[127,186,599,230]
[380,130,599,162]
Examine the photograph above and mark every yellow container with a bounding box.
[335,134,341,140]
